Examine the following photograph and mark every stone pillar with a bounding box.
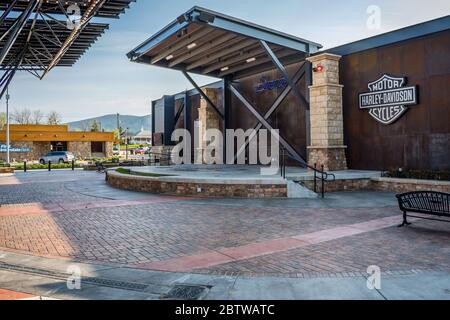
[67,141,91,160]
[150,145,174,165]
[196,89,221,164]
[306,53,347,171]
[104,142,114,158]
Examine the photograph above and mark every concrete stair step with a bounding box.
[287,181,318,199]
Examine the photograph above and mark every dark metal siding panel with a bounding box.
[342,29,450,171]
[230,61,308,163]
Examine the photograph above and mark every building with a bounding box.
[130,127,152,145]
[129,7,450,172]
[0,125,115,162]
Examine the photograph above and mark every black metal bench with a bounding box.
[397,191,450,227]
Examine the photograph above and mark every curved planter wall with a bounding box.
[106,171,288,198]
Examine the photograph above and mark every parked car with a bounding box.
[112,146,120,156]
[134,148,146,155]
[39,151,75,164]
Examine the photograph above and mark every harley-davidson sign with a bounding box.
[359,74,418,125]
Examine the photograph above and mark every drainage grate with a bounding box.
[0,262,148,292]
[163,285,208,300]
[83,277,148,291]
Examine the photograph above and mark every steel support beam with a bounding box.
[234,63,307,161]
[0,0,39,66]
[40,0,108,79]
[229,84,307,165]
[0,48,26,100]
[174,101,185,125]
[223,76,232,161]
[304,60,312,148]
[182,71,224,119]
[0,0,20,26]
[260,40,308,108]
[0,69,16,101]
[183,91,191,132]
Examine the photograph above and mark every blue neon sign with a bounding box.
[255,77,287,94]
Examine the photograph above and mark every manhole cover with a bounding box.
[163,285,208,300]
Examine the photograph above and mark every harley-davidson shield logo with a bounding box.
[359,74,418,125]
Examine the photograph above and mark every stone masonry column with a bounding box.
[306,53,347,171]
[196,88,221,164]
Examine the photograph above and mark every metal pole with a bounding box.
[24,161,27,173]
[125,128,129,160]
[6,87,10,164]
[321,165,325,199]
[48,161,51,172]
[280,148,283,178]
[314,163,317,193]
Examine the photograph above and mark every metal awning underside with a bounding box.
[1,18,108,70]
[0,0,135,79]
[0,0,134,19]
[127,6,322,79]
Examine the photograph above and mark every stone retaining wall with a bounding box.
[304,177,450,194]
[106,171,287,198]
[107,170,448,199]
[370,177,450,193]
[302,179,372,193]
[0,167,14,174]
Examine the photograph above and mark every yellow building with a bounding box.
[0,125,115,162]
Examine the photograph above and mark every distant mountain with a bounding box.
[67,114,151,135]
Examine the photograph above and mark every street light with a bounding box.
[5,87,10,165]
[125,127,129,160]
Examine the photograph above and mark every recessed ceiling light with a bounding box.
[246,57,256,63]
[220,66,229,72]
[165,55,174,61]
[187,43,197,50]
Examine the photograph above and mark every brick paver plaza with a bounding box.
[1,171,450,278]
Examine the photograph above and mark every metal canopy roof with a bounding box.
[0,0,134,81]
[127,6,322,79]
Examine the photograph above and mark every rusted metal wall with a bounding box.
[340,30,450,171]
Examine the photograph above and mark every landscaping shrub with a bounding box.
[13,163,81,170]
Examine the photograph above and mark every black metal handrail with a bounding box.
[280,147,336,198]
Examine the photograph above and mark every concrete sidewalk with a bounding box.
[1,250,449,300]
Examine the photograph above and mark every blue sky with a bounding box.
[3,0,450,122]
